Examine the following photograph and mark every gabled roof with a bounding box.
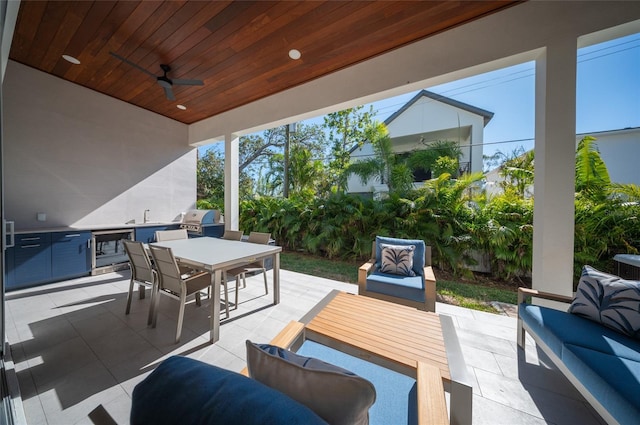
[384,89,494,127]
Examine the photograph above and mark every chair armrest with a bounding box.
[88,405,118,425]
[517,287,573,305]
[423,265,436,283]
[240,321,305,376]
[423,266,436,312]
[416,361,449,425]
[269,320,305,348]
[358,259,375,292]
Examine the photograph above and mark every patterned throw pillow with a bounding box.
[568,265,640,339]
[379,243,416,276]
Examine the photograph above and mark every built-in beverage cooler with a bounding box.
[91,229,134,275]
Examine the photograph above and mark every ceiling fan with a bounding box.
[109,52,204,101]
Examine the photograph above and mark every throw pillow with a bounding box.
[568,265,640,338]
[130,355,328,425]
[375,236,426,276]
[246,341,376,425]
[379,243,416,276]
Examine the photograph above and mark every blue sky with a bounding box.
[346,32,640,159]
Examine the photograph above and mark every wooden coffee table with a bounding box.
[300,291,473,425]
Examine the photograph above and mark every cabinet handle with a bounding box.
[21,244,41,248]
[64,234,81,238]
[21,237,40,241]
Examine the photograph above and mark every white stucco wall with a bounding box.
[385,97,486,172]
[347,142,377,194]
[485,127,640,197]
[586,128,640,186]
[4,61,196,229]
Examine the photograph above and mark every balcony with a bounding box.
[6,269,604,424]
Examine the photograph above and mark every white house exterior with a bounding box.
[347,90,493,196]
[587,127,640,186]
[485,126,640,197]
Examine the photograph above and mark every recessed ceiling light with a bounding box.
[177,104,187,110]
[62,54,80,65]
[288,49,301,60]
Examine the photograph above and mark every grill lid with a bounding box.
[182,209,220,225]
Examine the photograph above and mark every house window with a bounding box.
[412,168,432,182]
[396,152,432,182]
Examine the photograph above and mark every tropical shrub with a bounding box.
[235,136,640,285]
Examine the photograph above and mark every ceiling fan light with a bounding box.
[62,54,80,65]
[288,49,301,60]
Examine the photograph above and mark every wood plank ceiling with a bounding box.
[9,1,517,125]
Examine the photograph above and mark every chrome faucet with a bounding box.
[144,209,150,223]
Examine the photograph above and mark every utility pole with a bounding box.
[284,123,296,198]
[284,124,290,198]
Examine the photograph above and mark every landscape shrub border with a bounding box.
[238,185,640,285]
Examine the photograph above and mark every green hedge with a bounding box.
[238,180,640,285]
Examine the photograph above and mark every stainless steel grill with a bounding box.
[179,210,224,237]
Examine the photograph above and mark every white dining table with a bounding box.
[150,236,282,343]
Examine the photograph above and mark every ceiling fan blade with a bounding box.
[172,78,204,86]
[109,52,156,78]
[163,86,176,101]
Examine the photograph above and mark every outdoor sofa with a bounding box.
[517,266,640,425]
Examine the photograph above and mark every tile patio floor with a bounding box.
[6,269,605,425]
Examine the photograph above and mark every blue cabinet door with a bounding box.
[10,233,52,290]
[5,246,15,288]
[51,231,91,280]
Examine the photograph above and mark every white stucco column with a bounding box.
[224,134,240,231]
[532,38,577,297]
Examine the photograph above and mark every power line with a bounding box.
[371,39,639,121]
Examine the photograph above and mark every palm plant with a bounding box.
[416,172,483,274]
[407,140,463,178]
[480,191,534,280]
[347,122,415,195]
[575,136,611,200]
[499,149,534,197]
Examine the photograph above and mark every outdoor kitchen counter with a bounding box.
[6,222,184,290]
[13,222,180,233]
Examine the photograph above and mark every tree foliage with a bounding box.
[499,149,535,197]
[575,135,611,200]
[197,149,225,204]
[406,140,462,176]
[323,106,376,192]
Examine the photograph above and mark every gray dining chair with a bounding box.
[149,245,229,343]
[227,232,271,304]
[155,229,188,242]
[217,229,245,308]
[123,240,156,325]
[221,229,244,241]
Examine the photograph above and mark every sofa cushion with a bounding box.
[519,304,640,362]
[366,272,425,302]
[246,341,375,425]
[130,355,327,425]
[562,344,640,425]
[376,236,425,277]
[298,340,419,425]
[379,244,416,276]
[568,265,640,338]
